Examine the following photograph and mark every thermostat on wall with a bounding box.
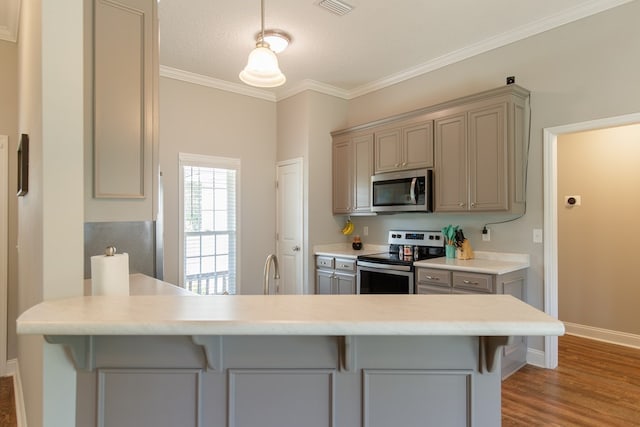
[564,195,581,207]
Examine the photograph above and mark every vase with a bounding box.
[445,244,456,259]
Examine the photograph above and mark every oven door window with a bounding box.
[359,268,412,294]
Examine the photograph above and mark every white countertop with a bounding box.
[18,275,562,337]
[414,251,530,275]
[314,243,387,259]
[84,273,195,296]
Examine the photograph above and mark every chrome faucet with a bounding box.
[263,254,280,295]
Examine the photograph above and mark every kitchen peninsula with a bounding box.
[17,275,563,427]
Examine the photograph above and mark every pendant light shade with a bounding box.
[239,45,286,87]
[239,0,286,88]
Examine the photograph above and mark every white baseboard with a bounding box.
[526,348,546,368]
[6,359,27,427]
[564,322,640,349]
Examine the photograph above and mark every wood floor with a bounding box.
[0,376,16,427]
[502,334,640,426]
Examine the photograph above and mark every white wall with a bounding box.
[159,77,277,294]
[0,40,18,360]
[342,0,640,352]
[17,1,86,426]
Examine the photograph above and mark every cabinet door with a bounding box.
[316,270,334,294]
[403,121,434,170]
[374,128,403,173]
[334,273,356,294]
[468,102,508,211]
[332,139,352,214]
[434,113,468,212]
[352,134,374,212]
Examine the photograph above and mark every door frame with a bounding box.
[543,112,640,368]
[0,136,8,374]
[276,158,304,294]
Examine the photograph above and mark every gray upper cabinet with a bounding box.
[332,132,374,214]
[374,119,433,173]
[434,88,528,213]
[331,85,529,216]
[89,0,159,221]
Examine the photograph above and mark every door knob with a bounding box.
[292,245,301,251]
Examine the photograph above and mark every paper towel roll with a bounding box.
[90,253,130,296]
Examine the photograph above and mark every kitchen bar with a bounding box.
[17,274,563,426]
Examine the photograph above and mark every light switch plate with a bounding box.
[533,228,543,243]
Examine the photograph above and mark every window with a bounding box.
[179,154,239,295]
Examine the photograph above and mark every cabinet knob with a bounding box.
[470,202,476,208]
[458,202,465,207]
[402,162,407,166]
[394,163,400,168]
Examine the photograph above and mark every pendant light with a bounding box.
[239,0,286,88]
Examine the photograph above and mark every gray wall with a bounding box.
[558,124,640,335]
[338,1,640,351]
[159,77,277,294]
[0,40,18,359]
[276,91,349,291]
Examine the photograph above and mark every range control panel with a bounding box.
[388,230,444,247]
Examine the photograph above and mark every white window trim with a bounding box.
[178,152,241,293]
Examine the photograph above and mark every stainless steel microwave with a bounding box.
[370,169,433,213]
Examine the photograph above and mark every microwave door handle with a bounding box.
[410,177,417,204]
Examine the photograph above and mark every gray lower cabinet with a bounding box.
[416,267,527,378]
[316,256,356,294]
[77,335,503,427]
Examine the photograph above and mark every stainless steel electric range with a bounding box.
[356,230,445,294]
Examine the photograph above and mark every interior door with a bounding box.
[276,159,303,294]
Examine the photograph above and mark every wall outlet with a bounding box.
[363,226,369,236]
[533,228,543,243]
[482,228,490,242]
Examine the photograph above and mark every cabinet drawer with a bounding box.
[452,272,494,293]
[416,284,451,295]
[316,256,334,269]
[416,268,451,288]
[334,258,356,273]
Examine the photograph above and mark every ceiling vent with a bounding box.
[318,0,354,16]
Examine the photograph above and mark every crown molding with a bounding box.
[276,79,350,101]
[159,65,277,102]
[0,0,21,43]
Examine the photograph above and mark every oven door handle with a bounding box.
[357,261,412,272]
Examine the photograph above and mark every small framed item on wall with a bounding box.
[17,133,29,196]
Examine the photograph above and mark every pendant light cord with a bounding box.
[260,0,265,46]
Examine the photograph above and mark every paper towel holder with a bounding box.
[105,246,117,256]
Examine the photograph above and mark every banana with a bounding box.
[341,219,354,235]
